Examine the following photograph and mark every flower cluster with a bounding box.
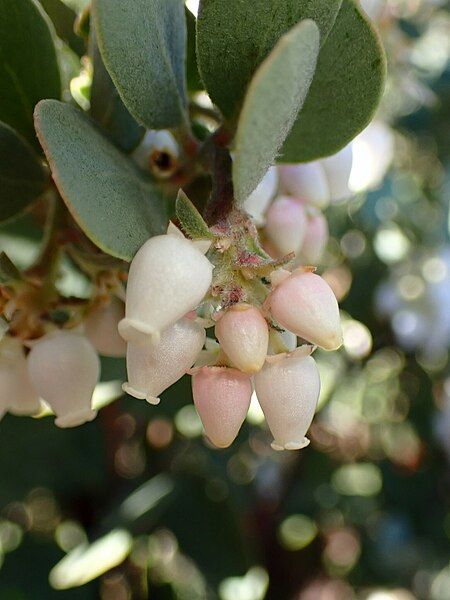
[118,217,342,451]
[1,122,393,448]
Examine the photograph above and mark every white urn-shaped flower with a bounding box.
[84,297,127,357]
[0,337,40,420]
[278,162,330,209]
[27,331,100,428]
[254,347,320,451]
[243,167,278,226]
[119,233,213,346]
[123,317,206,405]
[264,196,307,257]
[191,366,252,448]
[300,210,329,265]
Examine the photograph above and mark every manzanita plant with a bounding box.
[0,0,386,451]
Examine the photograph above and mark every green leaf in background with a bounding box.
[232,20,320,204]
[186,7,202,92]
[176,190,213,240]
[92,0,188,130]
[90,28,144,153]
[38,0,85,56]
[0,0,61,147]
[0,122,47,223]
[280,0,386,162]
[197,0,341,119]
[34,100,168,261]
[0,252,23,284]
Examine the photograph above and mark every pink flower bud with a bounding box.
[264,196,307,256]
[123,317,206,405]
[84,298,127,357]
[0,337,40,420]
[254,348,320,450]
[278,163,330,208]
[215,304,268,373]
[300,211,329,264]
[27,331,100,428]
[191,367,252,448]
[268,270,342,350]
[321,144,353,203]
[119,234,213,346]
[243,167,278,225]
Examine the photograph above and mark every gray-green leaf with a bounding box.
[92,0,188,130]
[176,190,212,240]
[0,121,47,223]
[197,0,341,119]
[233,20,320,204]
[0,0,61,147]
[34,100,168,261]
[90,27,144,153]
[280,0,386,162]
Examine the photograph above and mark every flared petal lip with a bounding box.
[122,383,160,405]
[55,408,97,428]
[118,318,160,346]
[271,437,310,451]
[265,344,316,364]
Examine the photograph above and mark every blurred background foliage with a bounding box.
[1,0,450,598]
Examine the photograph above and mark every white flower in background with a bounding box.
[275,122,394,221]
[376,247,450,361]
[254,347,320,451]
[278,162,330,209]
[268,329,298,355]
[0,336,40,420]
[360,0,386,22]
[215,303,269,374]
[123,316,206,405]
[321,144,354,203]
[27,331,100,428]
[119,232,213,346]
[264,196,308,257]
[349,121,395,194]
[267,269,343,351]
[299,209,329,265]
[191,366,252,448]
[132,130,180,178]
[242,166,278,226]
[84,297,127,358]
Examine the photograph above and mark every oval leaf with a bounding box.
[34,100,168,261]
[90,28,144,153]
[92,0,188,130]
[280,0,386,162]
[197,0,341,119]
[0,122,46,223]
[233,20,320,204]
[0,0,61,146]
